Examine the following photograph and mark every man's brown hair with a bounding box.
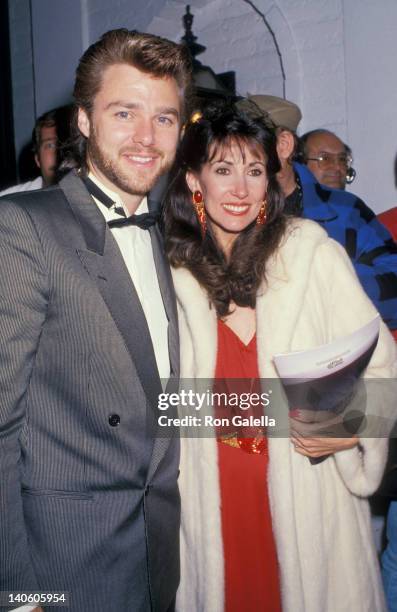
[74,28,192,116]
[63,29,192,171]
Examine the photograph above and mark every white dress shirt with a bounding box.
[0,176,43,197]
[88,173,170,381]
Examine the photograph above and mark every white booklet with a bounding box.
[273,315,380,384]
[273,316,380,462]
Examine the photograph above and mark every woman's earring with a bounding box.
[192,190,207,236]
[256,198,267,225]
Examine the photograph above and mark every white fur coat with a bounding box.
[172,219,397,612]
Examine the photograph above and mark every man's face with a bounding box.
[35,124,58,186]
[305,132,350,190]
[78,63,181,207]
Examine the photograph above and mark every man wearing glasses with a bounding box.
[299,128,356,190]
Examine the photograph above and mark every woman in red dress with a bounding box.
[163,101,394,612]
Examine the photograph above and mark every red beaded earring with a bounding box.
[192,190,207,236]
[256,198,267,225]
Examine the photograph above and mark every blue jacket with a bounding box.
[295,163,397,330]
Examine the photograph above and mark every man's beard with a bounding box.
[86,130,173,195]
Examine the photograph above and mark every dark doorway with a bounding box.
[0,1,17,189]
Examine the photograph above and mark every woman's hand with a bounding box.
[290,434,360,458]
[289,413,360,457]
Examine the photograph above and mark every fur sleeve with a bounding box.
[316,239,397,496]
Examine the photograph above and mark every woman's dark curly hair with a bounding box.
[162,100,287,317]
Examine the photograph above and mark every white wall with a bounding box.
[87,0,169,43]
[343,0,397,210]
[148,0,348,169]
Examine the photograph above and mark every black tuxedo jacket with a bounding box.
[0,171,180,611]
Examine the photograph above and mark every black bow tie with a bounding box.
[107,213,159,230]
[83,176,159,230]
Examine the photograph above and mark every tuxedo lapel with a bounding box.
[147,218,180,481]
[148,221,179,383]
[59,172,163,416]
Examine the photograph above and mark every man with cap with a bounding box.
[238,94,397,333]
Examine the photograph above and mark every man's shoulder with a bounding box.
[0,171,85,213]
[323,187,383,230]
[0,176,43,197]
[0,184,69,229]
[323,184,365,209]
[0,173,93,253]
[296,162,376,222]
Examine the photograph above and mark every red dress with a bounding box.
[215,319,282,612]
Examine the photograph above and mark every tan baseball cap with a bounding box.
[238,94,302,132]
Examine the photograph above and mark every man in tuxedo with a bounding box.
[0,29,191,612]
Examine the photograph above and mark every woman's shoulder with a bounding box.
[283,217,329,243]
[283,217,357,264]
[267,217,353,287]
[171,265,201,290]
[171,265,209,309]
[276,217,333,262]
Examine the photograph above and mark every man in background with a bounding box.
[0,105,72,196]
[299,128,356,190]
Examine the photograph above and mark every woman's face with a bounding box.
[186,139,268,252]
